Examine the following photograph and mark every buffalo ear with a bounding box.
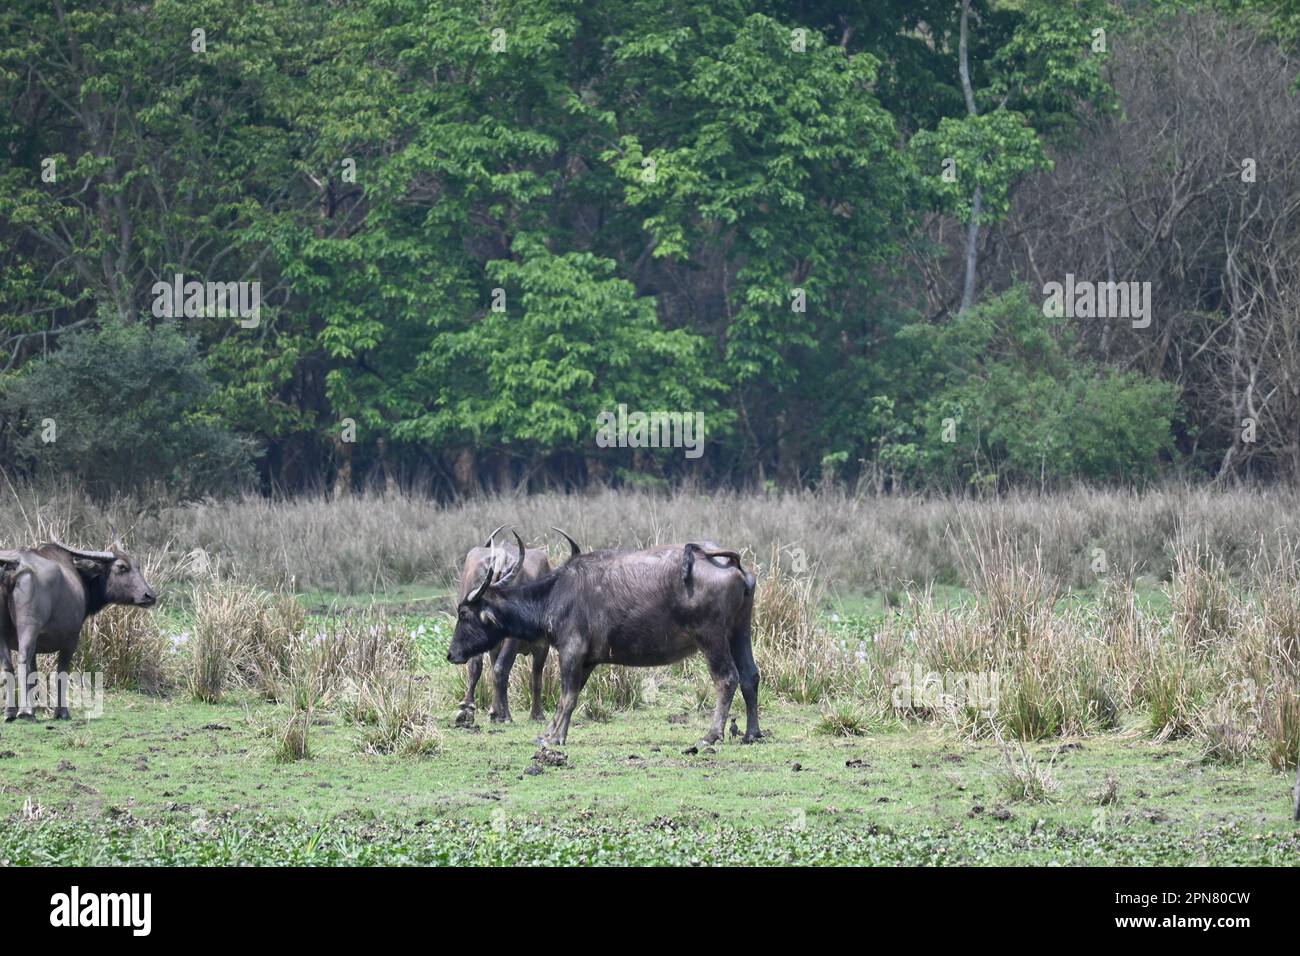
[479,607,500,628]
[71,556,111,576]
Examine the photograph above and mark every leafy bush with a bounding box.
[898,288,1179,488]
[0,314,254,496]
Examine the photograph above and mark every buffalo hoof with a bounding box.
[54,707,71,721]
[489,713,513,724]
[15,712,36,723]
[529,712,546,723]
[3,708,15,723]
[741,731,766,744]
[454,709,476,728]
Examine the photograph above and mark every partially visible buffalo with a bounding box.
[455,526,581,725]
[448,531,758,747]
[0,539,157,721]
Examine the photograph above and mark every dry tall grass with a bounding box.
[10,483,1300,595]
[4,483,1298,769]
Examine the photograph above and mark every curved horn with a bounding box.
[483,524,506,549]
[49,536,115,561]
[493,530,527,587]
[465,563,493,604]
[551,527,581,559]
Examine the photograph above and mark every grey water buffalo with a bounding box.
[455,526,581,724]
[0,539,157,721]
[447,531,759,747]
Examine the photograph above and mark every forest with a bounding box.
[2,0,1299,497]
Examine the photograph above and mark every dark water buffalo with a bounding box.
[0,540,157,720]
[448,531,758,747]
[455,526,581,724]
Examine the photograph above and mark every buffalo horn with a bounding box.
[551,527,581,559]
[493,531,527,587]
[49,536,115,561]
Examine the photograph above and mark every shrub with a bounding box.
[751,544,860,702]
[351,675,440,757]
[0,314,254,496]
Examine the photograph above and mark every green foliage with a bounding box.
[0,0,1217,493]
[910,110,1051,223]
[898,289,1180,488]
[0,314,254,494]
[395,235,724,450]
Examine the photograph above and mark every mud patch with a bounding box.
[532,748,568,768]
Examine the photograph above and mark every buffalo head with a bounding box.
[447,529,525,664]
[54,538,157,608]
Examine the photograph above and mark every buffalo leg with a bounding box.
[542,656,594,747]
[730,620,762,742]
[16,627,39,720]
[54,648,73,720]
[1289,754,1300,822]
[698,641,739,746]
[457,654,485,725]
[490,640,519,723]
[1,640,15,722]
[529,645,549,721]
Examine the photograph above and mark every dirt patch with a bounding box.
[532,748,568,768]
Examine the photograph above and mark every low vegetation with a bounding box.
[13,484,1300,596]
[3,488,1298,864]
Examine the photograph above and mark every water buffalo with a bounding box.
[447,531,759,747]
[0,539,157,721]
[455,526,581,724]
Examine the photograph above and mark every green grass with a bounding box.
[1,672,1296,865]
[296,584,452,615]
[3,587,1297,867]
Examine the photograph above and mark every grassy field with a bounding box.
[2,603,1297,866]
[2,487,1299,866]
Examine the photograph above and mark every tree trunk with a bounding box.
[958,0,980,315]
[331,434,353,499]
[376,437,398,495]
[451,448,477,498]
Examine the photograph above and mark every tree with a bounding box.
[0,312,254,495]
